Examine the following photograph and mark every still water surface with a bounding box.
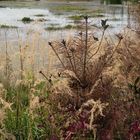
[0,1,135,78]
[0,1,129,31]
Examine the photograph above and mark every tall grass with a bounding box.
[128,3,140,32]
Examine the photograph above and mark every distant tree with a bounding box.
[101,0,123,4]
[109,0,122,4]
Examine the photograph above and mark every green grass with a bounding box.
[46,24,82,31]
[52,5,86,12]
[46,26,62,31]
[68,15,83,20]
[68,14,104,21]
[0,24,18,29]
[64,24,75,29]
[34,14,45,17]
[89,14,104,18]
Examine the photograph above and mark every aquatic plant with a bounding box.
[34,14,45,17]
[0,25,18,29]
[21,17,34,24]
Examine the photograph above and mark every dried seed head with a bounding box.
[84,15,88,20]
[58,72,61,77]
[93,36,99,41]
[116,33,123,40]
[101,19,109,30]
[61,39,66,46]
[39,70,42,74]
[101,19,108,27]
[79,31,82,36]
[48,42,52,46]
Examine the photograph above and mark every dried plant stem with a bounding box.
[19,44,24,80]
[64,45,75,72]
[72,52,76,72]
[109,38,122,60]
[88,30,105,61]
[4,30,8,78]
[39,71,52,85]
[17,29,24,80]
[62,43,81,80]
[27,87,35,140]
[49,43,66,69]
[83,16,88,84]
[16,90,20,140]
[89,38,122,95]
[127,2,131,27]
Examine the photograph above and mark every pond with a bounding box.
[0,0,137,78]
[2,0,139,49]
[0,0,130,40]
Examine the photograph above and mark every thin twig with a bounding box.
[88,30,105,61]
[83,16,88,83]
[48,42,66,69]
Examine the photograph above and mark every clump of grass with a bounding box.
[46,26,62,31]
[69,14,104,21]
[64,24,81,29]
[68,15,83,20]
[89,14,104,18]
[0,24,18,29]
[21,17,34,24]
[0,83,14,139]
[34,14,45,17]
[52,5,86,12]
[46,24,80,31]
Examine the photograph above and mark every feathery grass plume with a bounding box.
[0,109,6,125]
[79,99,108,140]
[29,94,39,116]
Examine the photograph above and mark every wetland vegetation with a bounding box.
[0,0,140,140]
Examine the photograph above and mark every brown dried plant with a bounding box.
[128,4,140,33]
[47,17,123,108]
[98,29,140,140]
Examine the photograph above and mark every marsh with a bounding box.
[0,0,137,72]
[0,0,130,33]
